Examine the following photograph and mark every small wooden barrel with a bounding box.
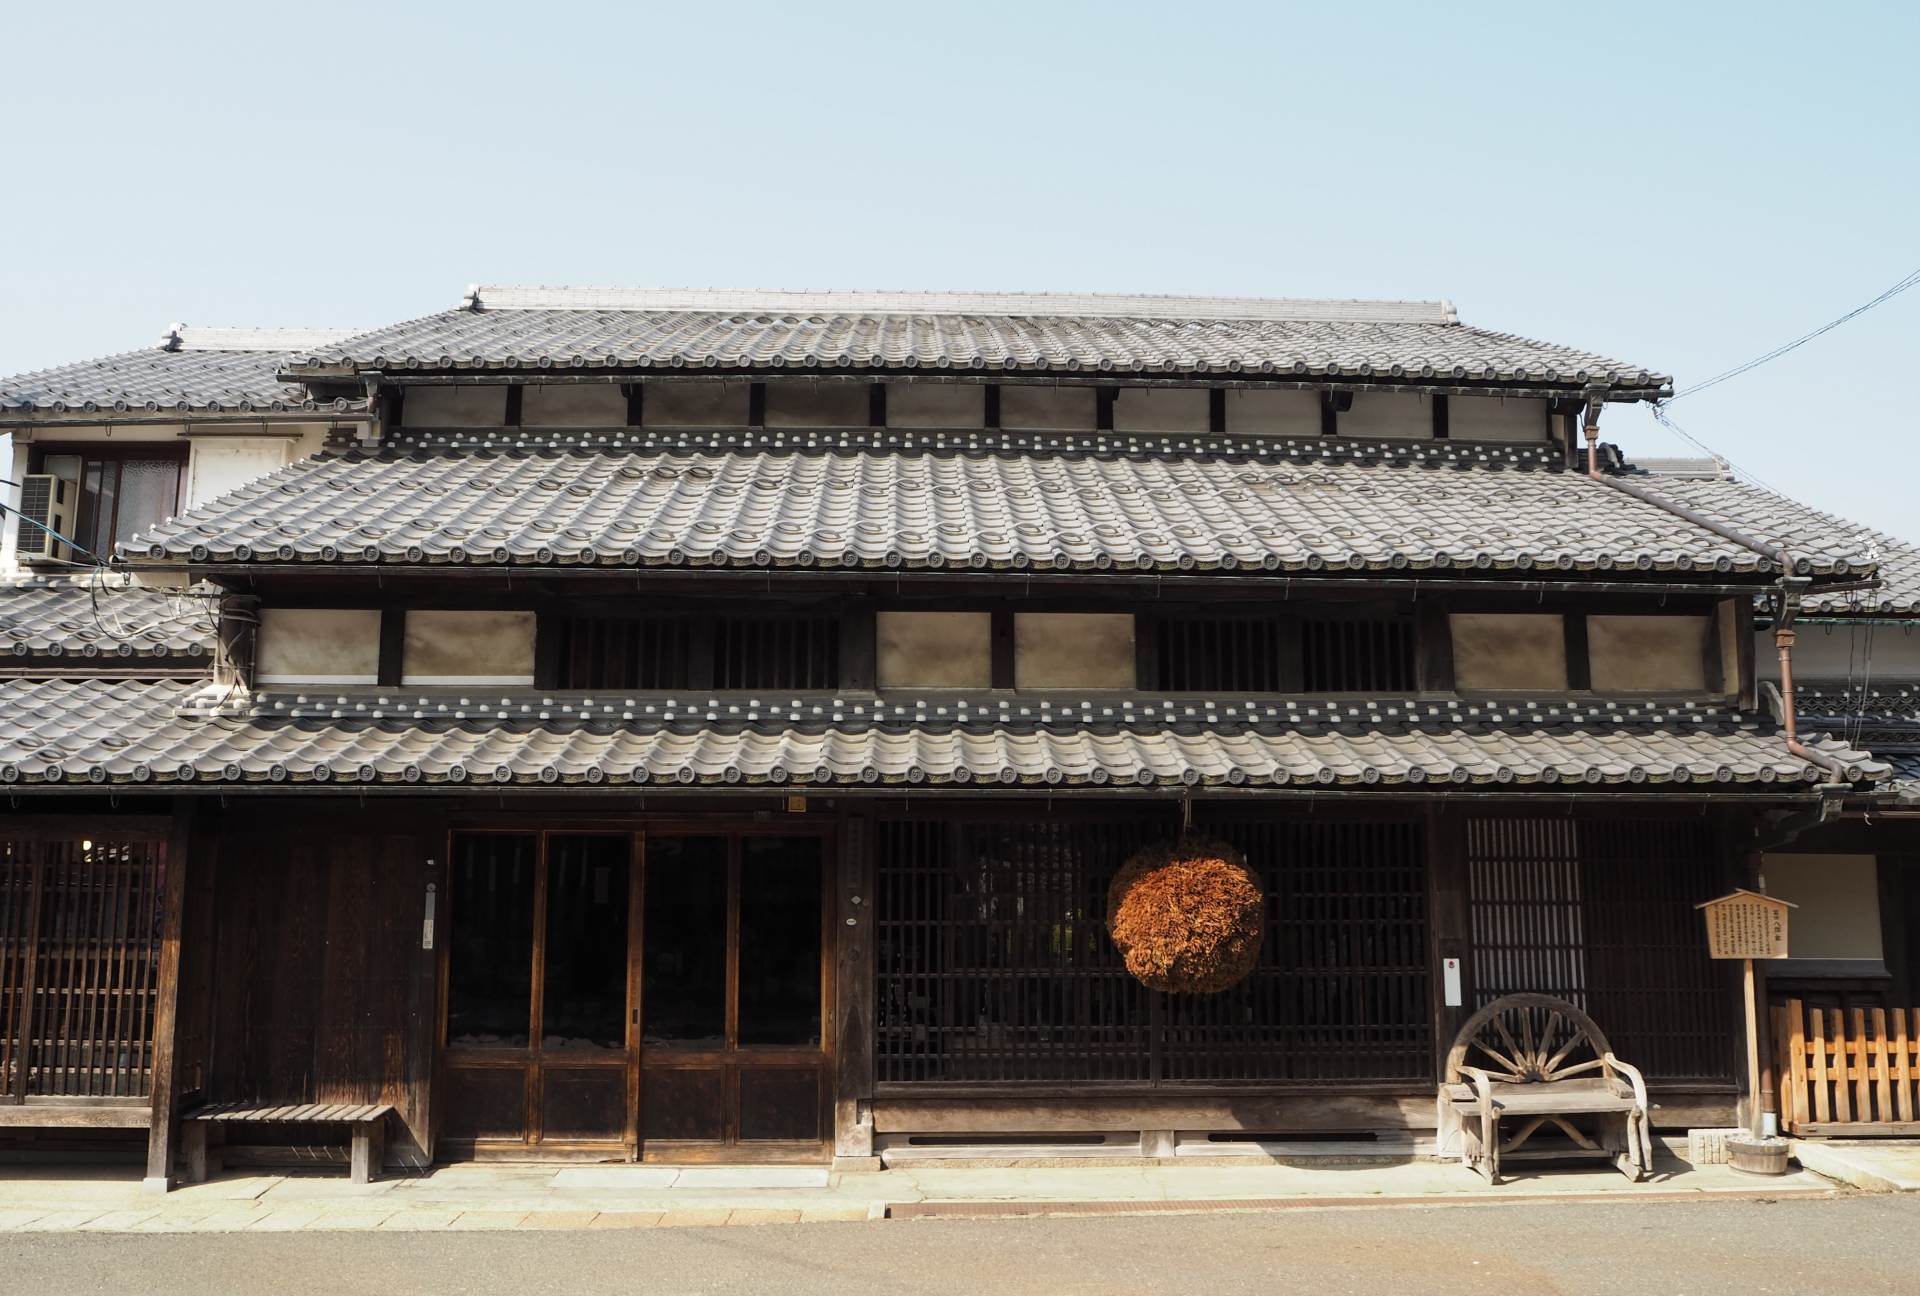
[1726,1136,1791,1176]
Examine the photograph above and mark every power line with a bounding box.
[1671,264,1920,402]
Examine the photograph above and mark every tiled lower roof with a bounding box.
[0,578,215,663]
[1631,467,1920,616]
[0,344,356,416]
[292,290,1670,394]
[0,679,1883,792]
[126,435,1852,578]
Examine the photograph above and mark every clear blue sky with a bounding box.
[3,1,1913,538]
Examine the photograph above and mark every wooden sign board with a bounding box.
[1694,889,1794,960]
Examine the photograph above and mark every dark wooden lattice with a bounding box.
[0,832,168,1099]
[1466,816,1734,1084]
[874,816,1431,1086]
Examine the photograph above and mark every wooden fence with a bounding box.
[1772,999,1920,1136]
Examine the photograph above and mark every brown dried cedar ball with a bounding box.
[1107,837,1264,994]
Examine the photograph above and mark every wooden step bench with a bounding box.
[180,1102,395,1185]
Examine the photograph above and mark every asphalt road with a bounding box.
[5,1195,1915,1296]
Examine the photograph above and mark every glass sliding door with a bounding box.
[440,826,830,1161]
[639,833,829,1160]
[442,832,638,1153]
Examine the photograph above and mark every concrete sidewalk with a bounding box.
[0,1153,1840,1233]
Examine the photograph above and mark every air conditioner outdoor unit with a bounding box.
[15,473,76,562]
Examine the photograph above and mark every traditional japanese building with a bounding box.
[0,288,1903,1184]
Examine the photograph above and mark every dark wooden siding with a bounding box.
[204,810,440,1162]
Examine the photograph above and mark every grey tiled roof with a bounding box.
[127,434,1848,578]
[0,328,366,415]
[295,287,1669,394]
[0,679,1883,791]
[1631,466,1920,615]
[1796,680,1920,724]
[0,578,215,663]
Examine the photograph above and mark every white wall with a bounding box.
[1757,624,1920,680]
[1341,391,1431,439]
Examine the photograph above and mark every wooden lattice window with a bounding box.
[713,616,838,690]
[1152,612,1416,693]
[874,816,1432,1086]
[0,833,169,1100]
[551,613,838,690]
[1466,815,1734,1084]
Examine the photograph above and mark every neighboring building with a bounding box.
[0,288,1900,1184]
[1629,459,1920,1130]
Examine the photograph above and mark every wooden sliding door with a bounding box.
[439,826,830,1161]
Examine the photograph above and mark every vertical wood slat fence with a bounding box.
[0,832,168,1102]
[1772,998,1920,1136]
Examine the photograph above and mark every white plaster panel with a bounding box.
[877,611,991,688]
[523,384,627,427]
[1587,615,1709,692]
[887,383,985,429]
[1340,391,1432,440]
[1451,396,1549,442]
[186,438,293,508]
[1757,624,1920,680]
[1112,387,1208,433]
[256,608,381,684]
[643,380,751,428]
[1225,389,1320,437]
[1014,613,1136,689]
[1763,853,1884,961]
[402,610,536,684]
[765,381,869,429]
[1450,613,1567,690]
[999,386,1096,432]
[403,385,508,427]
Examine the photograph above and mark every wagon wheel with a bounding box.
[1445,993,1614,1086]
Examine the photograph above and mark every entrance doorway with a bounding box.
[438,827,830,1161]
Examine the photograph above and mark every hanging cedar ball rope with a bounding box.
[1106,836,1264,994]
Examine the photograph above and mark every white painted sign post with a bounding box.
[1696,889,1796,1137]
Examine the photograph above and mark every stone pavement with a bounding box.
[0,1151,1845,1233]
[1790,1139,1920,1192]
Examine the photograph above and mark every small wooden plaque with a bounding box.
[1695,889,1794,960]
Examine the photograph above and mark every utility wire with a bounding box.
[1669,264,1920,402]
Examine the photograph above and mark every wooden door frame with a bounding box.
[435,819,835,1162]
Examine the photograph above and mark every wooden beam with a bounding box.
[839,600,877,693]
[1432,394,1450,440]
[1563,613,1592,691]
[990,609,1015,689]
[868,383,887,428]
[1416,603,1454,693]
[145,804,195,1191]
[503,385,524,428]
[377,608,406,688]
[983,385,1001,429]
[623,383,643,428]
[1208,389,1226,434]
[1095,387,1116,432]
[0,1104,152,1128]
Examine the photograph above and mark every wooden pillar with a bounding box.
[1426,804,1470,1080]
[832,809,878,1167]
[144,804,195,1192]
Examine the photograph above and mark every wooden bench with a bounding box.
[180,1102,395,1185]
[1436,993,1653,1184]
